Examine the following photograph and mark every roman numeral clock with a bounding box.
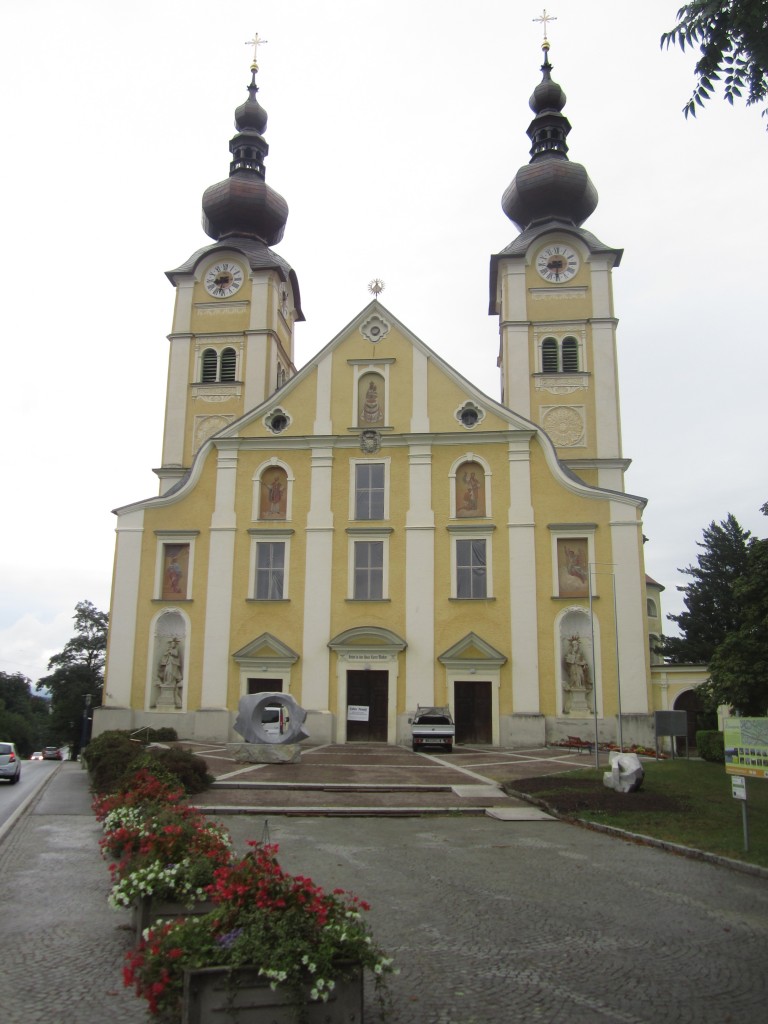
[536,244,579,283]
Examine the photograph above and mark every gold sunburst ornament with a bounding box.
[368,278,385,297]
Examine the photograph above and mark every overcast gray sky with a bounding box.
[1,1,765,683]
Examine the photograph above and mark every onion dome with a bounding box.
[202,64,288,245]
[501,46,598,231]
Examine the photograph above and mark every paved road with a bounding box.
[1,763,766,1023]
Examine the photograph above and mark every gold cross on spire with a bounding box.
[245,32,268,71]
[533,8,557,44]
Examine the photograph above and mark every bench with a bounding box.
[555,735,594,755]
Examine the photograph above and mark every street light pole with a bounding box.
[588,562,624,767]
[79,694,92,755]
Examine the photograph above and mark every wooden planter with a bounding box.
[182,964,364,1023]
[133,896,215,944]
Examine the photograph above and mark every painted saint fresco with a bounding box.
[162,543,190,600]
[259,467,288,519]
[456,461,486,517]
[557,538,589,597]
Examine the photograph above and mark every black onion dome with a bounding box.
[501,50,597,231]
[235,77,268,134]
[202,67,288,246]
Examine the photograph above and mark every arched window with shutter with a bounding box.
[220,347,237,381]
[201,349,218,383]
[562,337,579,372]
[542,338,559,373]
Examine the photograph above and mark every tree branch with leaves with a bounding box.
[661,1,768,125]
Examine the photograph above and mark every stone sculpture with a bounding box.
[603,751,645,793]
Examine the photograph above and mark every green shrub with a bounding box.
[84,731,143,793]
[696,730,725,762]
[147,727,178,742]
[146,746,213,794]
[83,730,213,794]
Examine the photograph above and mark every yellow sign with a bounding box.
[723,717,768,780]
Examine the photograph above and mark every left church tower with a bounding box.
[157,54,304,495]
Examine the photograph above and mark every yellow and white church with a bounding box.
[97,41,678,749]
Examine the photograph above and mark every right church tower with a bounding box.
[490,38,627,495]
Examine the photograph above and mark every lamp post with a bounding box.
[588,563,624,768]
[79,694,92,755]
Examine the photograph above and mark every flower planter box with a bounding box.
[133,897,216,944]
[182,964,364,1023]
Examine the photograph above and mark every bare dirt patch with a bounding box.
[503,777,690,816]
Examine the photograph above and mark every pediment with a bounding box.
[233,633,299,665]
[438,632,507,667]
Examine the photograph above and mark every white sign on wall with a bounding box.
[347,705,370,722]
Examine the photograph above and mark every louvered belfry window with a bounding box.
[220,348,237,381]
[201,349,218,383]
[562,337,579,372]
[542,338,559,373]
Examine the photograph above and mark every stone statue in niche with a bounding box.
[358,375,384,426]
[562,634,592,714]
[155,636,183,709]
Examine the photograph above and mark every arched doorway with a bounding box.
[673,689,709,752]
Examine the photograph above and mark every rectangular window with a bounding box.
[355,463,385,520]
[456,539,487,599]
[353,541,383,600]
[255,542,285,600]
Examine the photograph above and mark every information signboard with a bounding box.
[347,705,370,722]
[723,717,768,779]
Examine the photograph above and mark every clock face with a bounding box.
[536,244,580,283]
[204,262,244,298]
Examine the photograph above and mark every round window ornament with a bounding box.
[456,401,484,429]
[265,407,290,434]
[360,313,390,344]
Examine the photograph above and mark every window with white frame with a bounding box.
[456,538,487,599]
[354,541,383,599]
[355,462,385,520]
[249,531,292,600]
[200,346,238,383]
[347,529,391,600]
[541,335,580,373]
[449,527,494,599]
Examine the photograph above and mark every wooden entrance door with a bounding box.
[346,671,389,742]
[454,680,492,744]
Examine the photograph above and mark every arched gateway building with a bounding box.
[97,38,671,749]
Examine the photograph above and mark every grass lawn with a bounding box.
[506,759,768,870]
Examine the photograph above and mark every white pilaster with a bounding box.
[301,446,334,709]
[507,438,539,712]
[610,501,649,714]
[243,330,268,411]
[161,333,193,475]
[410,348,429,433]
[592,318,622,460]
[314,355,333,435]
[104,509,144,706]
[200,443,238,708]
[405,444,435,709]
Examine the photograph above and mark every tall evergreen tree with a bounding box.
[36,600,108,755]
[703,504,768,715]
[657,514,752,664]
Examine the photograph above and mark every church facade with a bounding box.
[97,41,662,749]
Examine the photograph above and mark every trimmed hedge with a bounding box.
[696,730,725,763]
[83,730,213,794]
